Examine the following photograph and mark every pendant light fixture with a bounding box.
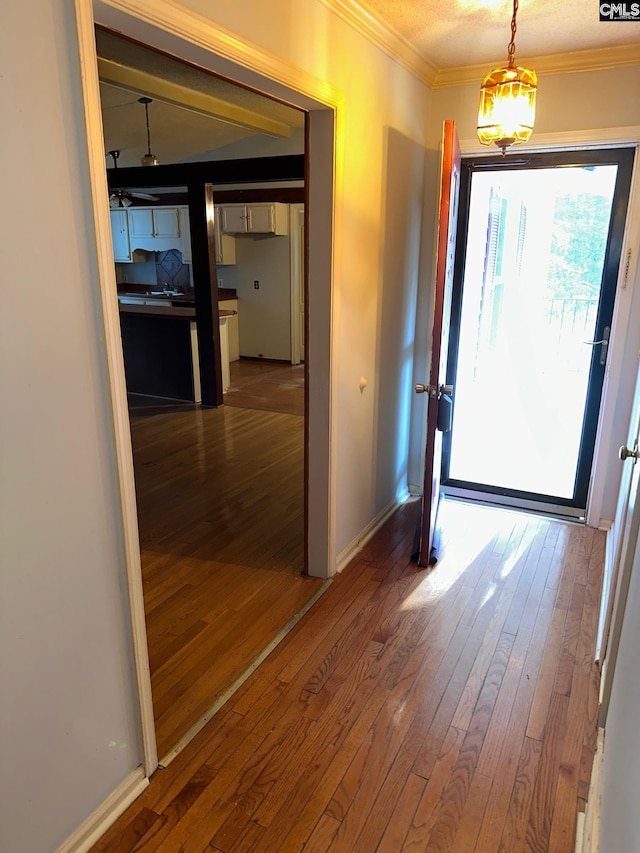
[477,0,537,154]
[139,97,159,166]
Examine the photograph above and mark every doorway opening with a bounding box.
[442,148,634,517]
[94,25,327,762]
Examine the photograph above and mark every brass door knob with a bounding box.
[619,444,640,461]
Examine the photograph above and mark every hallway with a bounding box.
[92,497,603,852]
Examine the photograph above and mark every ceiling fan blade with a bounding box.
[130,191,160,201]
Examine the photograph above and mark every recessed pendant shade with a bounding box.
[477,65,537,152]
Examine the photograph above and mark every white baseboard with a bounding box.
[56,767,148,853]
[335,491,409,574]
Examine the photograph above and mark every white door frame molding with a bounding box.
[73,0,342,774]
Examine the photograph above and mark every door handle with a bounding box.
[415,383,453,397]
[620,443,640,461]
[584,326,610,366]
[415,384,437,397]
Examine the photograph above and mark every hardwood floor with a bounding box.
[224,360,305,417]
[92,497,603,852]
[130,359,318,759]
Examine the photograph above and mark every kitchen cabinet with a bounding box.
[219,203,288,236]
[214,209,236,265]
[110,209,131,262]
[128,207,180,239]
[110,205,193,263]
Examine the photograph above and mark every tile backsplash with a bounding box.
[115,250,193,294]
[155,249,193,294]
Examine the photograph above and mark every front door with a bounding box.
[416,120,460,566]
[441,148,634,516]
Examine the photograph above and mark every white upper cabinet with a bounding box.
[109,209,131,262]
[220,203,289,236]
[213,208,236,265]
[220,206,247,234]
[128,207,180,239]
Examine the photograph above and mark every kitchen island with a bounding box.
[119,301,236,404]
[119,302,201,403]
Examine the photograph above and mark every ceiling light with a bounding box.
[477,0,537,154]
[109,190,133,208]
[139,97,159,166]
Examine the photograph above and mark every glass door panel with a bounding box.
[443,150,634,512]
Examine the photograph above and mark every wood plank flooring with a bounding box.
[130,360,319,759]
[92,497,604,852]
[224,360,305,417]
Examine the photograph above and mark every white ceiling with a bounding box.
[97,28,304,169]
[98,2,640,168]
[359,0,640,71]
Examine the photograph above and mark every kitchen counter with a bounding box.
[118,304,235,404]
[116,287,237,301]
[118,303,235,318]
[118,303,196,318]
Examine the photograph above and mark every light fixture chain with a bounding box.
[507,0,518,68]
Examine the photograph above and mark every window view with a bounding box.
[448,165,618,498]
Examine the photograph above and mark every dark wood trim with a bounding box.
[96,24,306,120]
[123,192,189,206]
[212,187,304,204]
[188,182,222,406]
[107,155,304,190]
[122,189,304,207]
[303,113,311,577]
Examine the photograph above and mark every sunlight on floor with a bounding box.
[400,499,541,612]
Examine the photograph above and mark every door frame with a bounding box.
[440,147,635,517]
[74,0,342,776]
[453,132,640,529]
[290,203,305,365]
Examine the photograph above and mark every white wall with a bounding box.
[0,2,144,851]
[1,0,433,846]
[410,67,640,516]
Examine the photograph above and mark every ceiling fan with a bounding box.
[107,149,160,208]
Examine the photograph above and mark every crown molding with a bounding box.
[98,0,344,113]
[431,43,640,88]
[317,0,439,86]
[319,1,640,90]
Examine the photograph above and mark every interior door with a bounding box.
[416,120,461,566]
[598,357,640,724]
[598,357,640,663]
